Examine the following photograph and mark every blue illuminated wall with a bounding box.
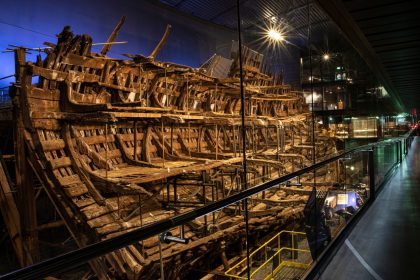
[0,0,237,88]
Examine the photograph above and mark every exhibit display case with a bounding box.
[351,117,378,138]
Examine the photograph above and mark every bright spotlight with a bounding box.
[267,29,284,42]
[323,54,330,61]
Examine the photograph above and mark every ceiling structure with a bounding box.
[159,0,330,45]
[340,0,420,112]
[158,0,419,113]
[317,0,420,112]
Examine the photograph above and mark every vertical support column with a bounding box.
[133,121,138,160]
[368,149,375,200]
[233,125,237,157]
[276,125,280,162]
[14,48,38,264]
[188,122,191,158]
[291,125,294,147]
[251,124,255,159]
[265,126,268,151]
[173,178,177,204]
[161,121,165,167]
[170,123,174,155]
[215,124,218,160]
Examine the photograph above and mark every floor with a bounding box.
[318,137,420,280]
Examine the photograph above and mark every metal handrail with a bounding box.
[225,230,308,278]
[225,230,310,279]
[0,134,415,280]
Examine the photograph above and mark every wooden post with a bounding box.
[161,121,165,167]
[188,122,191,158]
[133,121,138,160]
[300,127,303,144]
[215,124,218,160]
[266,126,269,151]
[291,125,294,147]
[170,123,173,155]
[186,77,189,112]
[166,180,170,205]
[211,181,215,225]
[276,125,280,162]
[237,125,241,154]
[105,123,108,178]
[0,155,26,266]
[202,172,207,234]
[233,125,237,157]
[173,178,177,204]
[138,193,144,252]
[14,48,38,264]
[252,124,255,159]
[164,66,168,108]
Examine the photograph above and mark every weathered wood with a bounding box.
[0,155,26,266]
[47,157,72,169]
[40,139,66,151]
[101,16,126,56]
[5,26,341,280]
[149,24,172,59]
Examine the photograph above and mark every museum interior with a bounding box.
[0,0,419,279]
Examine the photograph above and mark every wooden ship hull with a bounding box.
[3,20,339,279]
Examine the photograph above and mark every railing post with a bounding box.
[368,149,375,200]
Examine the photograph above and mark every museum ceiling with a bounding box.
[319,0,420,113]
[159,0,420,113]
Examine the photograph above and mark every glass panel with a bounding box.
[2,1,415,279]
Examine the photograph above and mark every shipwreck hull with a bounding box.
[6,24,339,279]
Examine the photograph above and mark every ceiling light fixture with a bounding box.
[267,29,284,42]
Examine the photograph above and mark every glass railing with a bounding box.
[1,130,415,280]
[374,140,399,189]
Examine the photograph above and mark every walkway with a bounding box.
[318,137,420,280]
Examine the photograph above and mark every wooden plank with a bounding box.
[82,204,112,220]
[40,139,65,151]
[28,96,60,112]
[47,157,72,170]
[30,64,99,83]
[32,119,61,130]
[110,112,161,119]
[98,149,122,159]
[118,133,144,142]
[74,198,96,209]
[57,174,81,187]
[87,214,116,228]
[82,134,114,145]
[27,86,61,101]
[61,53,106,69]
[63,184,89,197]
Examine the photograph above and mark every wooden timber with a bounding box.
[4,21,340,279]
